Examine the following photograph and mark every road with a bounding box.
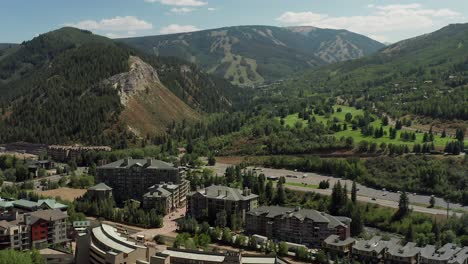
[207,163,467,216]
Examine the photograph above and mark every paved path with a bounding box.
[207,163,467,216]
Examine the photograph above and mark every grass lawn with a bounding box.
[280,105,467,148]
[285,182,319,189]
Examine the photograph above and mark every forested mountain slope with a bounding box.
[288,23,468,121]
[0,27,237,147]
[118,25,384,86]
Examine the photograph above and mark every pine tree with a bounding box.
[351,181,357,203]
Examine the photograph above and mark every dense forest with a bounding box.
[0,27,241,147]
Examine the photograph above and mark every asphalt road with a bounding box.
[207,163,467,216]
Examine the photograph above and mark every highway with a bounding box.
[207,163,467,216]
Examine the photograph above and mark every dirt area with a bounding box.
[215,156,246,165]
[0,151,38,159]
[36,187,86,201]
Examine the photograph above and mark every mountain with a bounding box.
[0,27,237,146]
[118,25,384,86]
[288,23,468,120]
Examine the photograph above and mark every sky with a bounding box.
[1,0,467,43]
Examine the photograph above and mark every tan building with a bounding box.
[187,185,258,223]
[39,248,74,264]
[245,206,351,247]
[75,223,156,264]
[352,236,400,263]
[385,242,421,264]
[142,180,189,214]
[0,220,30,250]
[420,244,467,264]
[150,248,288,264]
[96,158,182,203]
[323,234,356,257]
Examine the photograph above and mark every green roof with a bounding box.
[38,199,68,210]
[13,199,38,209]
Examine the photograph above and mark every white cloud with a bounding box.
[67,16,152,32]
[160,24,200,34]
[171,7,195,14]
[207,7,217,11]
[145,0,207,6]
[105,31,138,39]
[277,3,462,42]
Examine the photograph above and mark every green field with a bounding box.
[285,182,318,189]
[281,105,467,148]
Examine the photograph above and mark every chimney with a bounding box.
[243,187,249,196]
[218,190,222,196]
[146,158,152,166]
[225,190,229,197]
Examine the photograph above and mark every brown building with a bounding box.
[245,206,351,247]
[142,181,190,215]
[96,158,181,203]
[30,209,69,249]
[187,185,259,223]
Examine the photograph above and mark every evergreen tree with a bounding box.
[351,181,357,203]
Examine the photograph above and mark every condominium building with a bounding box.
[30,209,69,249]
[245,206,351,247]
[323,234,356,257]
[75,223,157,264]
[420,243,467,264]
[0,220,30,250]
[96,158,181,203]
[142,180,190,214]
[352,236,400,263]
[187,185,259,223]
[150,248,288,264]
[385,242,421,264]
[87,183,113,201]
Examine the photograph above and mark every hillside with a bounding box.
[287,23,468,121]
[0,27,235,146]
[118,25,384,86]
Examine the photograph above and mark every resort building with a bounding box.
[142,180,190,214]
[187,185,258,223]
[323,234,356,257]
[385,242,421,264]
[75,223,156,264]
[420,243,467,264]
[245,206,351,247]
[96,158,182,203]
[150,248,289,264]
[352,236,400,263]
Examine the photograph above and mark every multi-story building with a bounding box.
[245,206,350,247]
[86,183,113,201]
[352,236,400,264]
[385,242,421,264]
[47,145,111,162]
[323,234,356,257]
[420,243,466,264]
[187,185,259,223]
[150,248,288,264]
[75,223,157,264]
[0,220,30,250]
[142,180,190,214]
[30,209,69,249]
[96,158,181,203]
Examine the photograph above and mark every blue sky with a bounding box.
[1,0,467,43]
